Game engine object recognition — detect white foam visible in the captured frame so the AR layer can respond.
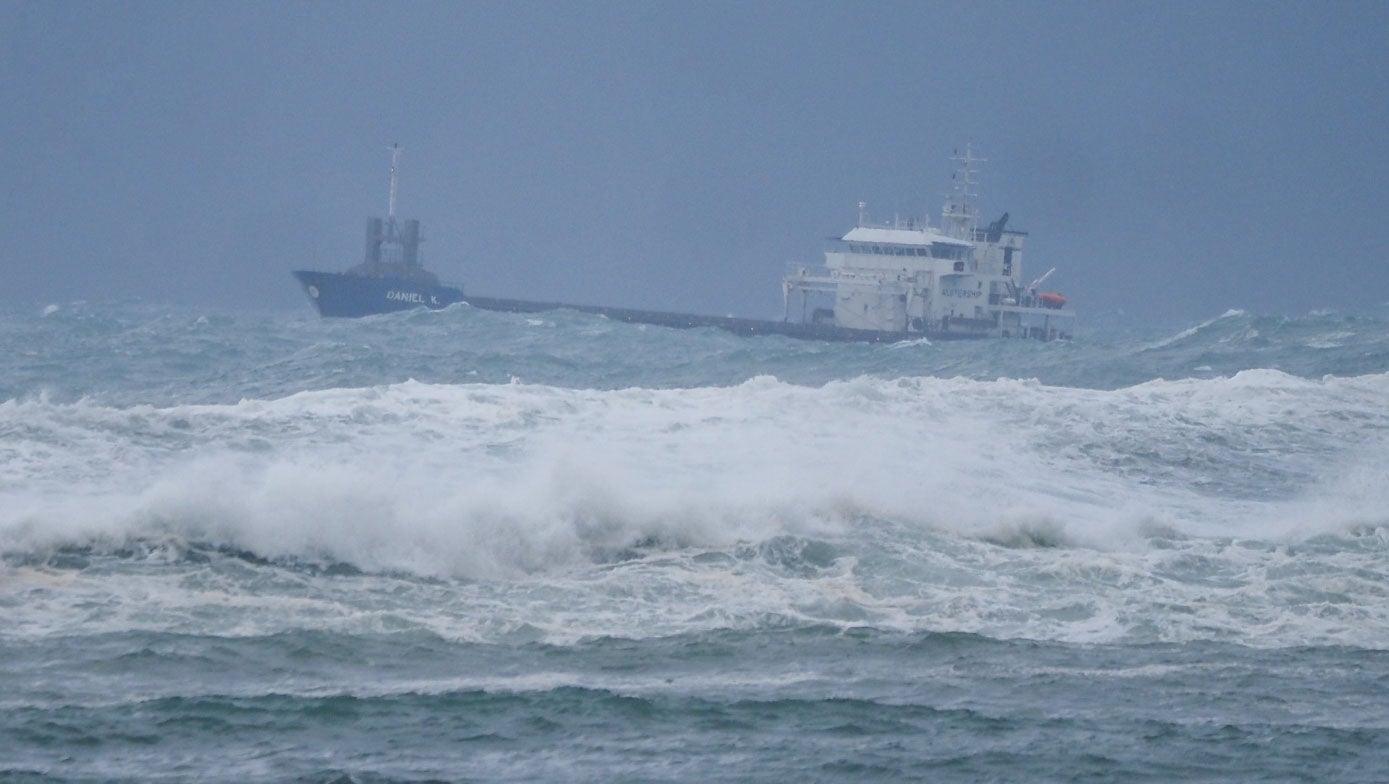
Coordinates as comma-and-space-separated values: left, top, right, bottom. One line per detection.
6, 372, 1388, 559
4, 373, 1389, 648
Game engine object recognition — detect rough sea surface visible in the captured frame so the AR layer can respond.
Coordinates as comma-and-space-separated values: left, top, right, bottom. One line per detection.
3, 301, 1388, 783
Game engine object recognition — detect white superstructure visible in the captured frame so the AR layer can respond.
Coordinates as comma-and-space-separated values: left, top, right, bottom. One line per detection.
783, 147, 1075, 340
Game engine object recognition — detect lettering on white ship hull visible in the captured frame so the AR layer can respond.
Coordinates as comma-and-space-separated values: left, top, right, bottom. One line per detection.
386, 290, 440, 305
941, 288, 983, 299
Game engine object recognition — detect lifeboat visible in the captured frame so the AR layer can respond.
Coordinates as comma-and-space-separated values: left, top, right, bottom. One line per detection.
1038, 292, 1067, 309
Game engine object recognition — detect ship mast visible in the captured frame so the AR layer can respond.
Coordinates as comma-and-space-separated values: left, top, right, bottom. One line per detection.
943, 143, 984, 241
387, 143, 402, 226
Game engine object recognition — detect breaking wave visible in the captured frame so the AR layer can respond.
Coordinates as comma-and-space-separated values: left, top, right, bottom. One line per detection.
4, 365, 1387, 649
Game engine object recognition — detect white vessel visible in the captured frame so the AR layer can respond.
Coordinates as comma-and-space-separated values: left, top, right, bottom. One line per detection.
783, 147, 1074, 340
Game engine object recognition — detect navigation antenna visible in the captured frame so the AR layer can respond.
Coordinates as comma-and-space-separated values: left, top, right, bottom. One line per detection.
943, 143, 984, 241
387, 143, 402, 222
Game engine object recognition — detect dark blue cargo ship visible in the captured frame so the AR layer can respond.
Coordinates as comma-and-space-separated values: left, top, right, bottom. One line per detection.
293, 146, 465, 318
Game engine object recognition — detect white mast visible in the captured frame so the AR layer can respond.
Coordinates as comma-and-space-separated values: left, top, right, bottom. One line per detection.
942, 143, 984, 241
387, 143, 402, 222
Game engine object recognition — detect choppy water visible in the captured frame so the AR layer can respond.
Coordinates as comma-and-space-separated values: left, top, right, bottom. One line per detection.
3, 301, 1388, 782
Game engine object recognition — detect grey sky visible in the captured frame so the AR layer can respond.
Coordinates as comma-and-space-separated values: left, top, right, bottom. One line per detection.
4, 0, 1387, 325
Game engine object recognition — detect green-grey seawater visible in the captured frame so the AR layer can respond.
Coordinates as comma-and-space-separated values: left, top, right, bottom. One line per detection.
3, 302, 1388, 782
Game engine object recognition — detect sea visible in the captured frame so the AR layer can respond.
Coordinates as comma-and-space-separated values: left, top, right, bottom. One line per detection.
2, 300, 1388, 783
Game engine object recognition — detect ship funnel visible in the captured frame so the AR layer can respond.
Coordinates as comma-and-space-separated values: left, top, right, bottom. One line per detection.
985, 212, 1009, 242
365, 217, 385, 265
401, 219, 421, 267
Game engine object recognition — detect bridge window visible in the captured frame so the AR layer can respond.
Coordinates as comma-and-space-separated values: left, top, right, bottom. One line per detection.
934, 244, 966, 260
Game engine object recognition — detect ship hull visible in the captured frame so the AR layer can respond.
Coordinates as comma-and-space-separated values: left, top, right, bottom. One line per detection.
292, 270, 465, 318
293, 270, 1037, 341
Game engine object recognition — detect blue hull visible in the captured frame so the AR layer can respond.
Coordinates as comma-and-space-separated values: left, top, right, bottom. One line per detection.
292, 270, 465, 318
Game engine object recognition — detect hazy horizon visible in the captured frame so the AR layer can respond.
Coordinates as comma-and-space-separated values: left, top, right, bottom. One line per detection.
5, 1, 1387, 327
